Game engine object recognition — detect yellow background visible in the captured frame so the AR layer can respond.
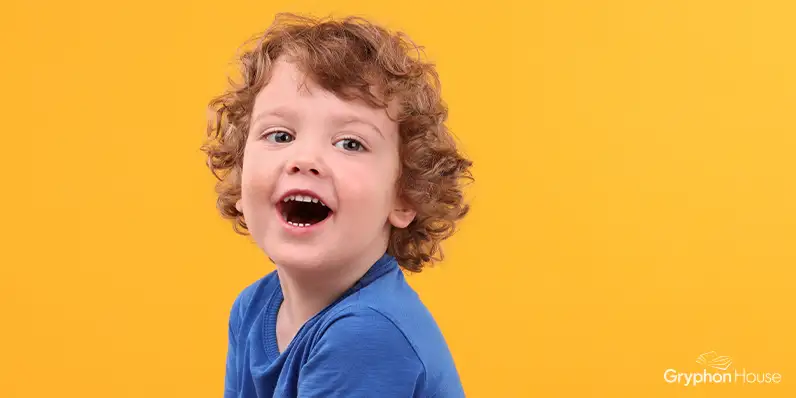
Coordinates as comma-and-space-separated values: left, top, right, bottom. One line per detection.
2, 0, 795, 397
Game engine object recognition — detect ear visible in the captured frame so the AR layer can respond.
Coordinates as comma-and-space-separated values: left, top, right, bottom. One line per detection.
388, 199, 417, 229
235, 199, 243, 213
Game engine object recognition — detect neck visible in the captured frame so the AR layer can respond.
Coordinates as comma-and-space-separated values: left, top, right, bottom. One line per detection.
274, 244, 388, 329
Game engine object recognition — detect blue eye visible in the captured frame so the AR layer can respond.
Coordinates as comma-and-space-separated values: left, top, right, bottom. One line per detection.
264, 130, 294, 143
334, 138, 366, 152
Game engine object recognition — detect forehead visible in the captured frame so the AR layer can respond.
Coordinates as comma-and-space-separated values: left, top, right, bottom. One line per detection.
252, 58, 401, 127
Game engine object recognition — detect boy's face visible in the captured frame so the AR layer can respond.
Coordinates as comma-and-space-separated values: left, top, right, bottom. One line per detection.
239, 58, 416, 271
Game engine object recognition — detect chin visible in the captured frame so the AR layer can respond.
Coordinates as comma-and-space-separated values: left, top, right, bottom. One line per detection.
262, 242, 338, 271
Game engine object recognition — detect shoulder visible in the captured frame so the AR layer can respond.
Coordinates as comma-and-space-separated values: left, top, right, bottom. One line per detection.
317, 278, 441, 364
299, 305, 427, 396
311, 282, 465, 397
318, 304, 420, 356
337, 275, 451, 363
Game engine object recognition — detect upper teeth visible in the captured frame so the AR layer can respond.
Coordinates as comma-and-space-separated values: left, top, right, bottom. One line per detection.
283, 194, 326, 207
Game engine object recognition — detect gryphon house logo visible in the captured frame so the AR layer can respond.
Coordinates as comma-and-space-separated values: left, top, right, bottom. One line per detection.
663, 351, 782, 386
696, 351, 733, 371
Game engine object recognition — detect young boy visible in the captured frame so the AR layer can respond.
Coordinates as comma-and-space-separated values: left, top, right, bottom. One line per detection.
202, 13, 473, 397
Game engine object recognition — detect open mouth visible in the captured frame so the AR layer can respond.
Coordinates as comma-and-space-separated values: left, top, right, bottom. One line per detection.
277, 194, 332, 227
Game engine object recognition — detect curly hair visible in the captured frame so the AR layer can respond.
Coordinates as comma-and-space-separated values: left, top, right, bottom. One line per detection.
201, 13, 473, 272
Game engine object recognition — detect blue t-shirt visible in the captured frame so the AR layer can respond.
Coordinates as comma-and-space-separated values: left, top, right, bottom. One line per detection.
224, 253, 465, 397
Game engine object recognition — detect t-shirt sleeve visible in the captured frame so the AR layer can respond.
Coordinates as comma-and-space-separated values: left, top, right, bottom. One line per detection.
297, 307, 425, 397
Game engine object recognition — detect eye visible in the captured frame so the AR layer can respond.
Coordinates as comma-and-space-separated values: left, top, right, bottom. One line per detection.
334, 137, 366, 152
263, 130, 294, 144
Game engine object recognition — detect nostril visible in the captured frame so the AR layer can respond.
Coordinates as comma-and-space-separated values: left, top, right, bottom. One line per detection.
288, 165, 321, 176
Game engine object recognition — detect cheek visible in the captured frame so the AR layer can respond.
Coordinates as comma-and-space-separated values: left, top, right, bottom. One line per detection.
336, 160, 398, 218
241, 151, 279, 200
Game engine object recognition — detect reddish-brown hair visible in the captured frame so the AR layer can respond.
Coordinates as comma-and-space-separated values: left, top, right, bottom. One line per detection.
202, 13, 473, 272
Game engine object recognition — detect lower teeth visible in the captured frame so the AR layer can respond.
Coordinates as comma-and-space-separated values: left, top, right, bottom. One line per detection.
282, 213, 326, 228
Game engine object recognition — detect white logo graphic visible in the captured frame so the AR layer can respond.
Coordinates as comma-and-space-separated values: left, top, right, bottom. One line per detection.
663, 351, 782, 387
695, 351, 733, 371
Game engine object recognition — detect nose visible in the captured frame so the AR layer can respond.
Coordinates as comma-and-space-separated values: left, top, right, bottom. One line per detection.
286, 159, 321, 176
285, 144, 324, 177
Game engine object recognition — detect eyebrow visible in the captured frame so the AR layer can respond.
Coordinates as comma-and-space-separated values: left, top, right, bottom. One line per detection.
330, 115, 384, 139
251, 107, 300, 127
251, 107, 384, 139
